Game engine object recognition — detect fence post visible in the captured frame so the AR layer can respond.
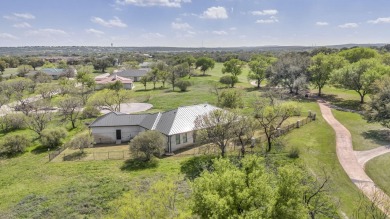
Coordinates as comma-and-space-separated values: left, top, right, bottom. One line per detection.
296, 120, 301, 128
312, 113, 316, 121
308, 110, 312, 118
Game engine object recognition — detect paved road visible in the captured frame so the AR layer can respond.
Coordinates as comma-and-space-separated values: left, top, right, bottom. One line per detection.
0, 95, 43, 117
318, 101, 390, 216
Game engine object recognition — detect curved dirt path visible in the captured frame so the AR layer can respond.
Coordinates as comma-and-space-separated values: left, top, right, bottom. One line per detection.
318, 101, 390, 215
355, 146, 390, 168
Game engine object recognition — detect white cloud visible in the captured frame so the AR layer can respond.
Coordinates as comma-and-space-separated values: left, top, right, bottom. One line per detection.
368, 17, 390, 24
229, 27, 237, 31
3, 15, 16, 20
212, 30, 227, 35
116, 0, 191, 7
4, 13, 35, 21
316, 21, 329, 26
91, 16, 127, 28
256, 16, 279, 24
86, 28, 105, 35
27, 28, 68, 36
0, 33, 18, 40
201, 6, 228, 19
171, 22, 192, 30
338, 23, 358, 28
252, 9, 278, 16
13, 22, 31, 28
13, 13, 35, 19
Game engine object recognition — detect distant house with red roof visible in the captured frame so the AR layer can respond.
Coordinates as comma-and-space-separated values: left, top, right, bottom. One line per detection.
95, 74, 134, 90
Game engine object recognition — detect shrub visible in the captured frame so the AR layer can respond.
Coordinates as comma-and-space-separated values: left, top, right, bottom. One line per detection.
219, 75, 238, 88
175, 80, 191, 92
0, 134, 30, 156
65, 132, 93, 152
218, 89, 244, 109
0, 113, 26, 132
129, 130, 166, 161
180, 155, 216, 180
287, 147, 300, 158
81, 105, 100, 119
40, 128, 67, 149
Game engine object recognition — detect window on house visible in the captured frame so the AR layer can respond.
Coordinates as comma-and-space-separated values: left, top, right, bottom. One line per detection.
176, 134, 181, 145
183, 133, 187, 143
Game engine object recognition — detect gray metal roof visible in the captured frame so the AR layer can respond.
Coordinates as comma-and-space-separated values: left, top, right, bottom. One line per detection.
89, 104, 220, 136
116, 68, 150, 78
155, 104, 220, 135
41, 68, 66, 76
89, 112, 146, 127
139, 113, 161, 130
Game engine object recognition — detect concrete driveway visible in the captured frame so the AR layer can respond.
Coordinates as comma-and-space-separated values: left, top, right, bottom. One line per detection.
318, 100, 390, 216
100, 103, 153, 114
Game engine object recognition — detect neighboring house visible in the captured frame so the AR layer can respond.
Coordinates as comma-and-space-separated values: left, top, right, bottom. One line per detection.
115, 68, 150, 82
94, 74, 134, 90
89, 104, 220, 153
26, 68, 76, 80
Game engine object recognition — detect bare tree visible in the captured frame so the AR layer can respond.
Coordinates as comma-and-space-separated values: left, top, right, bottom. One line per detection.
231, 115, 258, 156
58, 96, 82, 129
195, 109, 238, 157
353, 187, 390, 219
253, 97, 300, 152
25, 101, 53, 137
303, 169, 339, 219
88, 89, 131, 112
36, 83, 58, 99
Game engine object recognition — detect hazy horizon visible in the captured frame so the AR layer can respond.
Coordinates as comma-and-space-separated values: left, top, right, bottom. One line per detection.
1, 0, 390, 47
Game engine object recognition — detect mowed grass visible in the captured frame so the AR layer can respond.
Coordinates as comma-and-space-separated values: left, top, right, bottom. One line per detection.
283, 101, 372, 216
131, 62, 255, 112
332, 110, 390, 151
311, 85, 368, 111
365, 153, 390, 196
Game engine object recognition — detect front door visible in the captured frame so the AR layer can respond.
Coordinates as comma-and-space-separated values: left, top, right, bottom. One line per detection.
116, 130, 122, 140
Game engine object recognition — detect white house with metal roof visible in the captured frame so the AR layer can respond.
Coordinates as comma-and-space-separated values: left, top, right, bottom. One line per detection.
89, 104, 220, 153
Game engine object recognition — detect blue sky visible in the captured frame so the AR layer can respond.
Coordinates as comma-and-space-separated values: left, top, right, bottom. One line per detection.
1, 0, 390, 47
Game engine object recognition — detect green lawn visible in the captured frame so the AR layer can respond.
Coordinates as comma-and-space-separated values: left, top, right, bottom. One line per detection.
332, 110, 389, 151
311, 85, 369, 111
365, 153, 390, 196
131, 63, 255, 112
283, 101, 373, 216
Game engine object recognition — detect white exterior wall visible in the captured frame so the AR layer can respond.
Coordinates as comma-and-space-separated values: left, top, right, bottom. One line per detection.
124, 83, 133, 89
170, 131, 194, 152
92, 126, 143, 144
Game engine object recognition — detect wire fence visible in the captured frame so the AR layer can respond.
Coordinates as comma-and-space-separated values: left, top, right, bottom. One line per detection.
58, 150, 131, 161
175, 113, 316, 157
48, 147, 67, 161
